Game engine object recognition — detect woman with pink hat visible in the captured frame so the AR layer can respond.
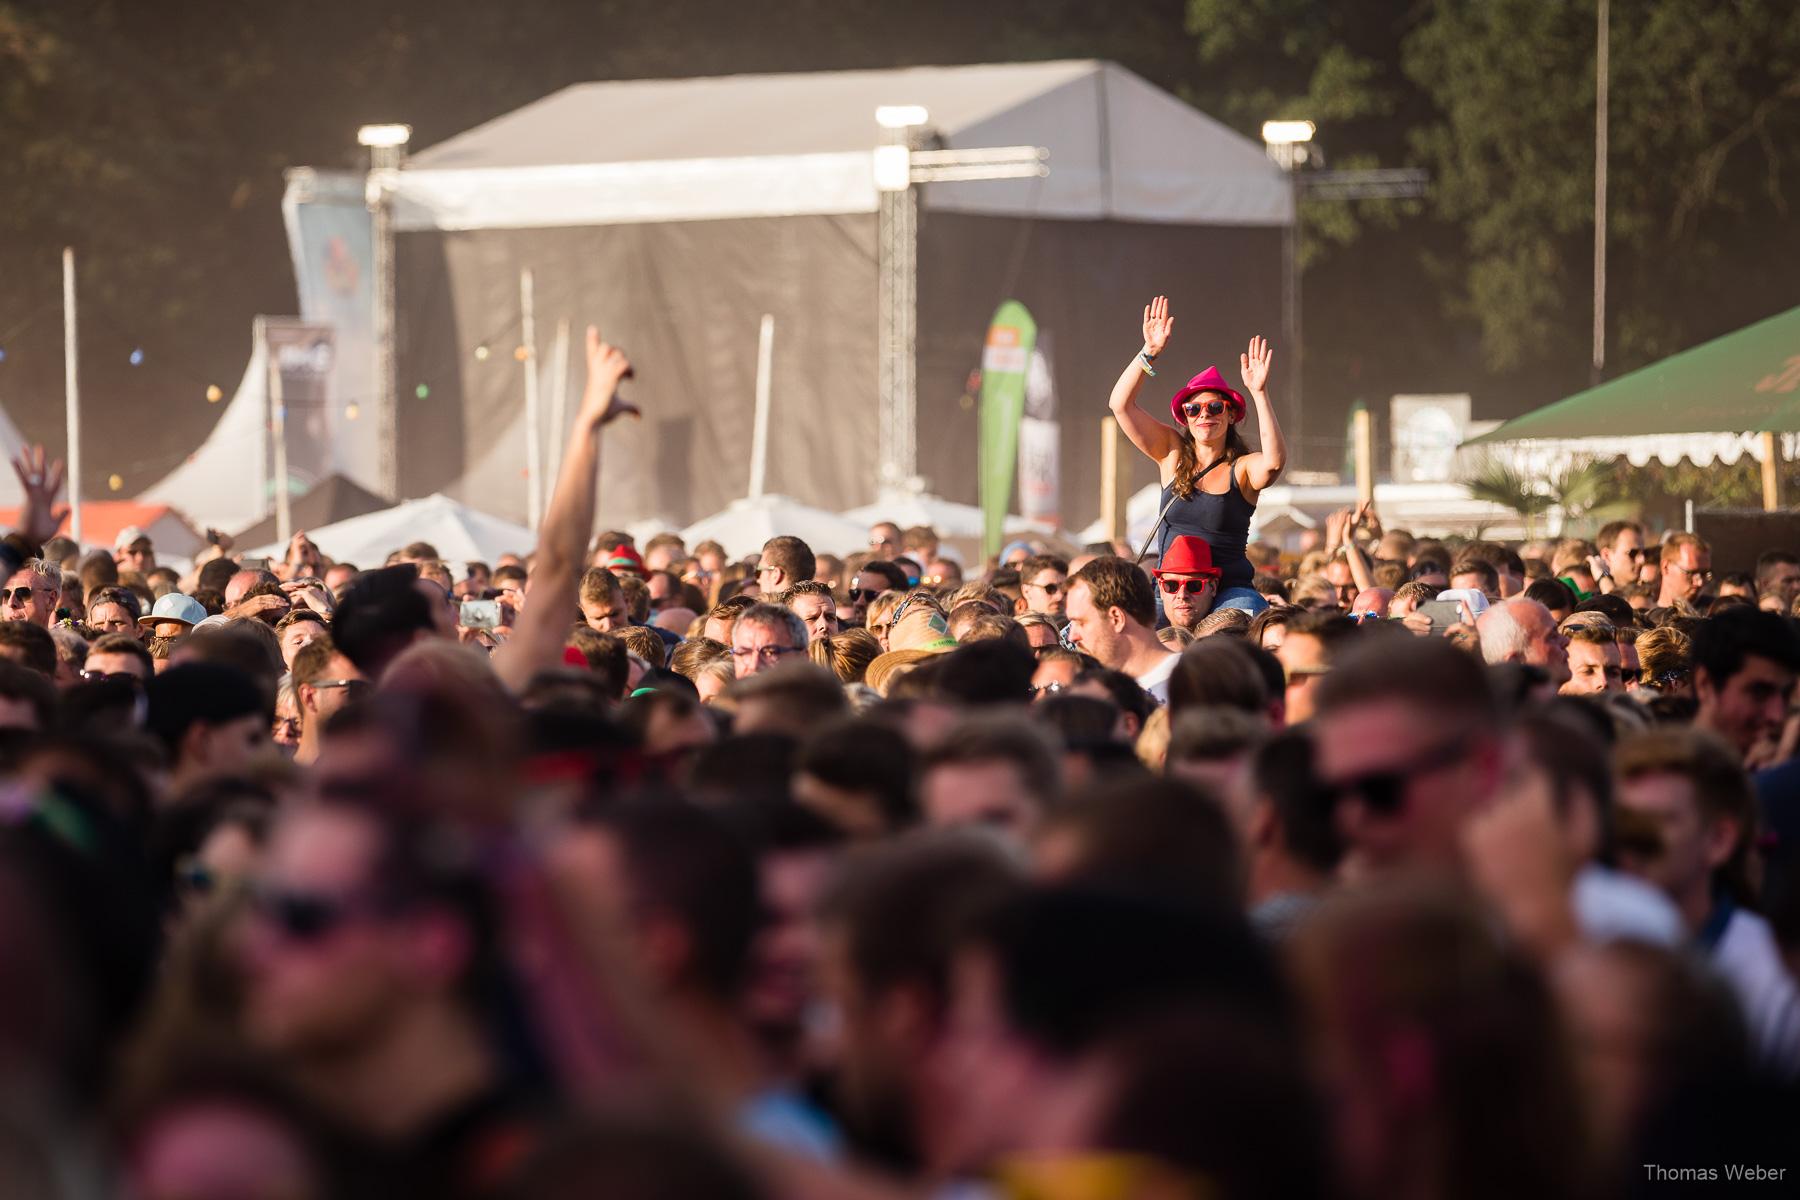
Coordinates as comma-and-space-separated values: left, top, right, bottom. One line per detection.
1107, 294, 1286, 615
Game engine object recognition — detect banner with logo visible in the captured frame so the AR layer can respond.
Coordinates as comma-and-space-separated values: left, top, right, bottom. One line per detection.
1017, 329, 1060, 529
283, 173, 379, 492
260, 319, 337, 503
979, 300, 1037, 558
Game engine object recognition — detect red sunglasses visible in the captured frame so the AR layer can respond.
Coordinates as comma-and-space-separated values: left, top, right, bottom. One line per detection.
1159, 577, 1218, 596
1181, 399, 1229, 419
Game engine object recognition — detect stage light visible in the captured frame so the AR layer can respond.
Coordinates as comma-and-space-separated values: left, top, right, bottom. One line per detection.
415, 383, 430, 399
357, 123, 412, 148
474, 344, 490, 361
1261, 120, 1316, 146
128, 348, 144, 365
206, 384, 223, 403
107, 473, 123, 492
876, 105, 929, 129
345, 403, 360, 421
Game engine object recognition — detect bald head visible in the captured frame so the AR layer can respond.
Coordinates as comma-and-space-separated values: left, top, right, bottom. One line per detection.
1476, 599, 1570, 686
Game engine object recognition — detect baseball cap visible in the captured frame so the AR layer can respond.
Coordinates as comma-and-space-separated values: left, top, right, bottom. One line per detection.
138, 592, 207, 629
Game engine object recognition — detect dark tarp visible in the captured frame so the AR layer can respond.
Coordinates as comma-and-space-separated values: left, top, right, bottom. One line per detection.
231, 472, 389, 548
394, 211, 1280, 531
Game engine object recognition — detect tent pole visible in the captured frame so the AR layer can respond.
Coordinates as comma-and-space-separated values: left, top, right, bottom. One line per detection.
748, 314, 775, 500
1591, 0, 1609, 386
62, 248, 83, 545
520, 269, 541, 533
1761, 431, 1781, 512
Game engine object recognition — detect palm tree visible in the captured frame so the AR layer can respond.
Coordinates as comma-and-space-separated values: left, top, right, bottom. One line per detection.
1467, 460, 1554, 539
1466, 457, 1633, 539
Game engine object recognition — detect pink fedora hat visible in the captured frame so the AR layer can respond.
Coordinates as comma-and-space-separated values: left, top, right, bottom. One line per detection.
1169, 366, 1246, 425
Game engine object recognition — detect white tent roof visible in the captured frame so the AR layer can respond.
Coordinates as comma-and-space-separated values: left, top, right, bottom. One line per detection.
396, 61, 1292, 231
845, 486, 1054, 540
682, 495, 867, 561
140, 333, 269, 533
245, 494, 536, 566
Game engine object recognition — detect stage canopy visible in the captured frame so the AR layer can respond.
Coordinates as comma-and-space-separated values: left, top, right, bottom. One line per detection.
1466, 303, 1800, 471
250, 60, 1288, 536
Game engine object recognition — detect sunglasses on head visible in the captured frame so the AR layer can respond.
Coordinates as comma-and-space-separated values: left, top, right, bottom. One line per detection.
1321, 735, 1471, 817
1181, 399, 1229, 419
1159, 576, 1217, 596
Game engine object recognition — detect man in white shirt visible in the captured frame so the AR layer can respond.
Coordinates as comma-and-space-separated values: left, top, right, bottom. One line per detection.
1064, 557, 1175, 704
1616, 727, 1800, 1074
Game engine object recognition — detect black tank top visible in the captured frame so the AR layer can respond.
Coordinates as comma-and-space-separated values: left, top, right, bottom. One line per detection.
1157, 458, 1257, 591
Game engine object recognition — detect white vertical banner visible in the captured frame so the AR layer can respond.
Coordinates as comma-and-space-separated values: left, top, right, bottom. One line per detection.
1016, 330, 1060, 528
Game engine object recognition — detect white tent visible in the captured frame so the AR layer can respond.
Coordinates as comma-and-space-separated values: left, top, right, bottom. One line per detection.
139, 334, 271, 533
244, 494, 535, 567
0, 404, 29, 508
681, 495, 867, 561
845, 486, 1055, 541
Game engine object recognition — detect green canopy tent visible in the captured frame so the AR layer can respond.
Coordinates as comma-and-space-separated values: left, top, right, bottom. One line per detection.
1464, 304, 1800, 508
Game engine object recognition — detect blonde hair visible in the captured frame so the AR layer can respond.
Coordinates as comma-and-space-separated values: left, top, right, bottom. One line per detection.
1134, 705, 1171, 771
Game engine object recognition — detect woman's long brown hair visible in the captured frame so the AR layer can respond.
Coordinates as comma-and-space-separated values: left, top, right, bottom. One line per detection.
1169, 420, 1251, 499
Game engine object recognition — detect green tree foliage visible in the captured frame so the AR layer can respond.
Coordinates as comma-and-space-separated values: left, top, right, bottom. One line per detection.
1186, 0, 1800, 460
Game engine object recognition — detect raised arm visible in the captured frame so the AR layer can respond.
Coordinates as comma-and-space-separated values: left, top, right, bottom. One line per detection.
1236, 335, 1287, 493
1108, 295, 1181, 465
492, 327, 636, 693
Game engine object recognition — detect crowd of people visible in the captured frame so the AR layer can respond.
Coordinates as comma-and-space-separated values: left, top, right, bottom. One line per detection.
0, 327, 1797, 1199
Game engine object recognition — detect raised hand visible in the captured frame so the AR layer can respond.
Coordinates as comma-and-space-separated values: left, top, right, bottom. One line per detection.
579, 326, 638, 429
1240, 335, 1273, 394
10, 446, 68, 548
1141, 295, 1174, 357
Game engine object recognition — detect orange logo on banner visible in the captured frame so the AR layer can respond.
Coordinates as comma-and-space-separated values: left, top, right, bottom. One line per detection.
1755, 356, 1800, 394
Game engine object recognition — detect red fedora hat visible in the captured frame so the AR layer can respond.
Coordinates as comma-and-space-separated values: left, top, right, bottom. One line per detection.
1154, 535, 1220, 578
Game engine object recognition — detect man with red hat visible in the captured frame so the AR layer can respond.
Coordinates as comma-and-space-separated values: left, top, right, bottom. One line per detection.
604, 543, 647, 578
1153, 535, 1220, 634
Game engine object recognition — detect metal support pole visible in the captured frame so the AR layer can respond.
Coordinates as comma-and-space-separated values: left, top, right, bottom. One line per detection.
267, 326, 292, 548
520, 268, 541, 533
876, 138, 919, 488
1286, 170, 1304, 469
1592, 0, 1609, 385
547, 318, 571, 496
368, 147, 402, 501
61, 248, 82, 544
748, 315, 776, 499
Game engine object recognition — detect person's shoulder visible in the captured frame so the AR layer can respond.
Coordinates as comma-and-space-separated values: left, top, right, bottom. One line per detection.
1135, 651, 1179, 689
1571, 864, 1684, 947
